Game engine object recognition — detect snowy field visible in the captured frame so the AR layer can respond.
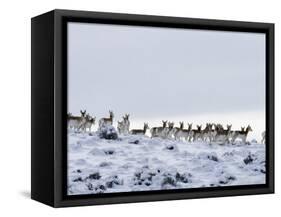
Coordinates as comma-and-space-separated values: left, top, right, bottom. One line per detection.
67, 131, 266, 195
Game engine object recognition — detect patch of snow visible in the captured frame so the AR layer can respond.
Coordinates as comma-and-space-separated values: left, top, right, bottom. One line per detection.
67, 132, 266, 195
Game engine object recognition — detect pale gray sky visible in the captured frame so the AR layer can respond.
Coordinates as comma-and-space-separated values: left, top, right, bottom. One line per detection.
67, 22, 266, 121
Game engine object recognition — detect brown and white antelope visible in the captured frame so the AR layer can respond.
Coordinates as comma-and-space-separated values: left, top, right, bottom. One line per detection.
150, 120, 167, 138
68, 110, 87, 131
208, 123, 217, 142
131, 123, 149, 135
202, 123, 212, 142
192, 125, 203, 142
99, 110, 114, 127
83, 114, 96, 132
173, 122, 184, 140
214, 124, 232, 143
164, 122, 175, 139
231, 125, 252, 144
117, 114, 130, 135
177, 123, 194, 141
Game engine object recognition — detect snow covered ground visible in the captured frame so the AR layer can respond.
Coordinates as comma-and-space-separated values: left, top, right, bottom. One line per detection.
67, 130, 266, 195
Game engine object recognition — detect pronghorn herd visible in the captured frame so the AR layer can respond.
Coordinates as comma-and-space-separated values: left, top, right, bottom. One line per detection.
67, 110, 264, 144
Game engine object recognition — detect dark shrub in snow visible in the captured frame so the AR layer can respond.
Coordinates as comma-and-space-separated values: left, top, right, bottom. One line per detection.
87, 183, 93, 191
219, 175, 236, 185
87, 183, 107, 193
166, 145, 174, 150
227, 176, 236, 181
244, 154, 254, 164
133, 168, 158, 186
208, 155, 219, 162
104, 149, 115, 155
164, 144, 178, 151
144, 181, 151, 186
98, 125, 118, 140
162, 176, 176, 187
88, 172, 101, 180
134, 171, 142, 179
95, 184, 106, 191
219, 180, 228, 184
99, 162, 111, 167
105, 175, 123, 188
198, 152, 219, 162
175, 172, 191, 183
129, 140, 140, 144
73, 177, 83, 182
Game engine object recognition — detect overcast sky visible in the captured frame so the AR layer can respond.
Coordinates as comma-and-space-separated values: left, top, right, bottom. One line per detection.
67, 22, 265, 121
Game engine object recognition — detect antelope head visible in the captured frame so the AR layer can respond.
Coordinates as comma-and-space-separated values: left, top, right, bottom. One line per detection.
246, 125, 253, 132
168, 122, 174, 129
109, 110, 114, 118
179, 122, 184, 129
124, 114, 130, 120
162, 120, 168, 128
227, 124, 232, 130
80, 110, 86, 117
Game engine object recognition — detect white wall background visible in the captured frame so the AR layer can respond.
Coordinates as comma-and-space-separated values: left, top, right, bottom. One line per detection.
0, 0, 279, 215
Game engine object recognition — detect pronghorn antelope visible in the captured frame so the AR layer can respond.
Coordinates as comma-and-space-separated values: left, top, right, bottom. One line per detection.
214, 124, 232, 143
231, 125, 252, 144
176, 123, 194, 141
83, 114, 96, 132
261, 131, 266, 144
99, 110, 114, 127
164, 122, 175, 139
173, 122, 184, 140
130, 123, 149, 135
150, 120, 167, 138
117, 114, 130, 135
208, 123, 217, 142
202, 123, 213, 142
186, 123, 194, 142
192, 125, 203, 142
68, 110, 87, 131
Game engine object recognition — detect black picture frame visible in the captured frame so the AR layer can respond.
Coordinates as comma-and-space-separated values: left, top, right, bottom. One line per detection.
31, 9, 274, 207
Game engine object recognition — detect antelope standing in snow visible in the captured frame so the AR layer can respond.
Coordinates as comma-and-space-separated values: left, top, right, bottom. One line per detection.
214, 124, 232, 143
208, 123, 217, 142
164, 122, 175, 139
177, 123, 194, 142
173, 122, 184, 140
99, 110, 114, 127
117, 114, 130, 135
202, 123, 212, 142
261, 131, 266, 144
131, 123, 149, 135
231, 125, 252, 144
150, 120, 168, 138
68, 110, 87, 131
82, 114, 96, 132
192, 125, 203, 142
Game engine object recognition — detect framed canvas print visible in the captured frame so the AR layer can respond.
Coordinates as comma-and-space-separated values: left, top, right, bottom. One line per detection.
31, 9, 274, 207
